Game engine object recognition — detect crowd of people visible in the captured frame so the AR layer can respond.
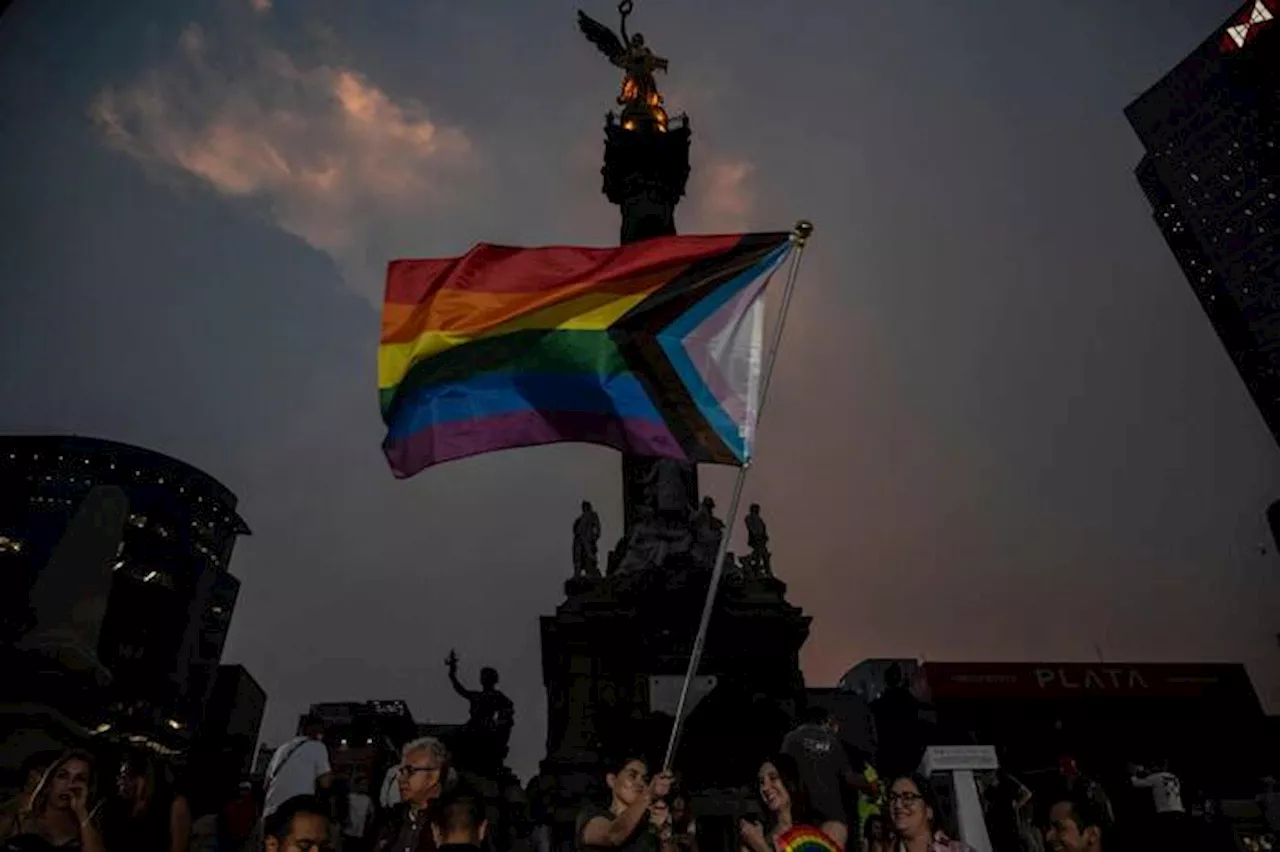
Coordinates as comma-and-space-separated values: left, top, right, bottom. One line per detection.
4, 701, 1278, 852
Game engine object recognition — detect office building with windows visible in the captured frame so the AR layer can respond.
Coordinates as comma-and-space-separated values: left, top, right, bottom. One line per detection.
0, 434, 250, 754
1126, 0, 1280, 445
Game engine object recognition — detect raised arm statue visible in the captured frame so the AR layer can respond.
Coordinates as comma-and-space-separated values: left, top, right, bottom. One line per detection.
578, 1, 670, 130
446, 649, 515, 771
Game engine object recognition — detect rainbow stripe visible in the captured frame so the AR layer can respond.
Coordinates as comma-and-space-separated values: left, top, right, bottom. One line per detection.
776, 825, 843, 852
379, 232, 792, 478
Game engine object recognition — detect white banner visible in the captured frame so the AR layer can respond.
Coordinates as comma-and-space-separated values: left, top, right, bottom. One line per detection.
649, 675, 717, 716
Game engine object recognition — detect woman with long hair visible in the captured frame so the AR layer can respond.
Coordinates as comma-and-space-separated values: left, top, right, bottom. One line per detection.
0, 750, 106, 852
101, 751, 191, 852
885, 775, 972, 852
739, 755, 841, 852
862, 814, 892, 852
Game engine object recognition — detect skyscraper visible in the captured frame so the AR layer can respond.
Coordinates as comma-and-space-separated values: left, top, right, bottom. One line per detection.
0, 434, 251, 752
1125, 0, 1279, 445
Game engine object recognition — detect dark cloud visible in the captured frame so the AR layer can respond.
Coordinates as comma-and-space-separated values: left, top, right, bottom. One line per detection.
1, 0, 1277, 780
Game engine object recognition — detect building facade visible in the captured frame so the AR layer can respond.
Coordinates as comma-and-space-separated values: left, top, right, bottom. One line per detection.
0, 434, 251, 755
1125, 0, 1280, 445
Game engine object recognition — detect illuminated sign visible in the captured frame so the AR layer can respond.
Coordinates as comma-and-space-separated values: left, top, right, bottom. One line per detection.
923, 662, 1244, 700
1222, 0, 1275, 51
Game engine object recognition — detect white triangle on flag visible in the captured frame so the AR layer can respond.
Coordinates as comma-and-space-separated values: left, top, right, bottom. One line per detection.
1227, 23, 1250, 47
1252, 0, 1274, 23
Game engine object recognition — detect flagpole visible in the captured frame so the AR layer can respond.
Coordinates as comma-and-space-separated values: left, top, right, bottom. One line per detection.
661, 220, 814, 772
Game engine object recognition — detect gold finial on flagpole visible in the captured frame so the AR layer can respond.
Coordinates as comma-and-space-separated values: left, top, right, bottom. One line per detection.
792, 219, 814, 246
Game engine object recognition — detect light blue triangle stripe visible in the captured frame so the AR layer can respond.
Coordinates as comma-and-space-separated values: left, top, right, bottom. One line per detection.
657, 243, 792, 461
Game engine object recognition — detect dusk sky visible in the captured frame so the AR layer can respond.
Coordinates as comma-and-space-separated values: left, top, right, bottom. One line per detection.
2, 0, 1279, 780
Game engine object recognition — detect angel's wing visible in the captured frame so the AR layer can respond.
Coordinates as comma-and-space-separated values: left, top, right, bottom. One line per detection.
577, 10, 626, 64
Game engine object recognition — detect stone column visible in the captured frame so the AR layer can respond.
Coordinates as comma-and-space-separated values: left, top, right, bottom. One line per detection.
601, 117, 698, 533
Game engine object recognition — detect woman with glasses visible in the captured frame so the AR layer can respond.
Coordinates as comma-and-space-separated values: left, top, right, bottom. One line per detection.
885, 775, 972, 852
738, 755, 840, 852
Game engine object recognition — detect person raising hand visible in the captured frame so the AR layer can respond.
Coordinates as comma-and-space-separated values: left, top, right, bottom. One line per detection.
578, 755, 675, 852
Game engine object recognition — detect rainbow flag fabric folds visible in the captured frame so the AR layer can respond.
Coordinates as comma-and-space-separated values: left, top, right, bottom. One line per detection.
379, 232, 793, 478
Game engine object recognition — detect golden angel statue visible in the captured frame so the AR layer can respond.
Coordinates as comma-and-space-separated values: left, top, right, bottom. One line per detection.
578, 1, 670, 131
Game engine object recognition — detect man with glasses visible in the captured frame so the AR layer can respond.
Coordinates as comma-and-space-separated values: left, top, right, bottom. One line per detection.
372, 738, 455, 852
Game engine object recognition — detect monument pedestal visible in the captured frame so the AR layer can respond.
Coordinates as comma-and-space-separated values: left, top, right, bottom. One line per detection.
538, 565, 809, 833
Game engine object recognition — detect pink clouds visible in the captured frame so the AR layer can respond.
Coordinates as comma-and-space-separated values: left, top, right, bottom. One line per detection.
91, 16, 474, 296
687, 156, 757, 233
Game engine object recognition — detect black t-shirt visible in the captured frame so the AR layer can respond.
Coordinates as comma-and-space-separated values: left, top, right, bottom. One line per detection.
575, 803, 658, 852
780, 724, 853, 823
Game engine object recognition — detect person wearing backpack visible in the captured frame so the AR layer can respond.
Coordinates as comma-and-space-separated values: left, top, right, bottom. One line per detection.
263, 716, 333, 819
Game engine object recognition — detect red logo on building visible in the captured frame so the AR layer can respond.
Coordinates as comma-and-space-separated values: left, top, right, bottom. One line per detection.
1222, 0, 1275, 51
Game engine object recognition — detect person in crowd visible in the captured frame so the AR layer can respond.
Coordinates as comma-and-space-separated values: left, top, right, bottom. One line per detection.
378, 753, 401, 813
526, 776, 554, 852
863, 814, 892, 852
984, 769, 1033, 852
1056, 758, 1112, 828
885, 774, 972, 852
871, 666, 925, 780
1129, 760, 1183, 850
577, 754, 674, 852
668, 793, 696, 852
264, 795, 331, 852
1041, 792, 1107, 852
264, 716, 334, 819
1260, 776, 1280, 835
428, 787, 486, 852
343, 773, 373, 852
371, 737, 456, 852
102, 751, 192, 852
0, 750, 106, 852
739, 754, 839, 852
0, 755, 60, 830
219, 781, 259, 852
326, 777, 349, 852
780, 707, 855, 847
647, 800, 677, 852
846, 749, 882, 848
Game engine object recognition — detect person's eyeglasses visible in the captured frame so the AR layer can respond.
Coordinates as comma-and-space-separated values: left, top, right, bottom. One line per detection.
398, 764, 441, 777
887, 792, 924, 806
